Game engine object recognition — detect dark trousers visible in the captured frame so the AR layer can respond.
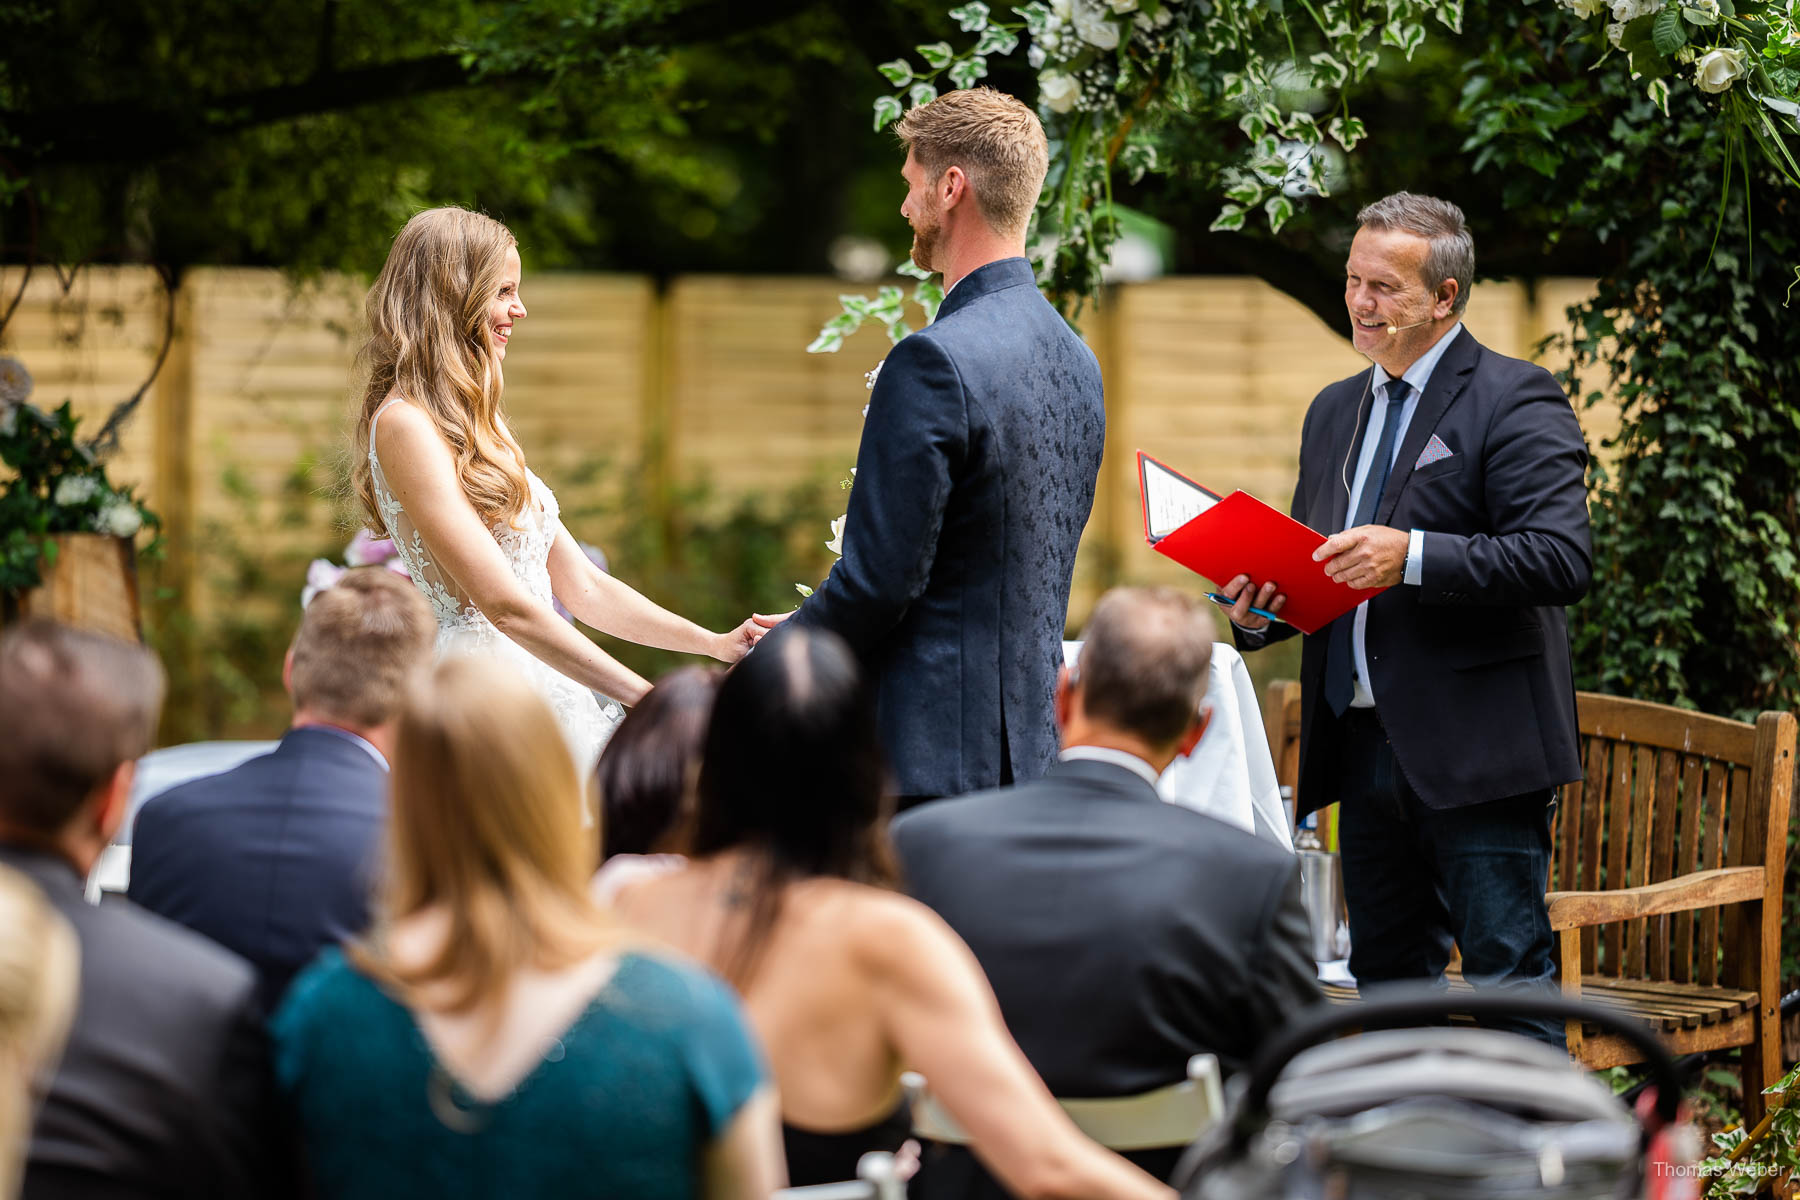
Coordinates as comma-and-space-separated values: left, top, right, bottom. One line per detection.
1331, 708, 1565, 1047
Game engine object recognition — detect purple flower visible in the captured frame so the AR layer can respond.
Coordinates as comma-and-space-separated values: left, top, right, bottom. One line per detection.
344, 529, 398, 567
301, 559, 347, 608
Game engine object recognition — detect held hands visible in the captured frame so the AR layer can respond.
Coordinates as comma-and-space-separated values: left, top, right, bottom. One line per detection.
713, 615, 778, 663
1314, 524, 1408, 590
1220, 575, 1286, 632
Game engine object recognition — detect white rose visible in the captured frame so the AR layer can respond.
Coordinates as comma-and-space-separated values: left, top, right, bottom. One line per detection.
53, 475, 100, 507
93, 498, 142, 539
1565, 0, 1606, 16
1039, 71, 1081, 113
825, 515, 847, 557
1694, 46, 1748, 93
0, 357, 29, 408
1105, 0, 1138, 12
1608, 0, 1658, 18
1681, 0, 1721, 24
1049, 0, 1073, 18
1073, 3, 1120, 49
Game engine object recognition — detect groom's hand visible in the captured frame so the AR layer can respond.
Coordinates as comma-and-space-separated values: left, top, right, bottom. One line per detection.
750, 612, 790, 630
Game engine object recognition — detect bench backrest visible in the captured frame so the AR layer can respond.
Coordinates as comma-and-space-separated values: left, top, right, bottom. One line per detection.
1552, 692, 1796, 988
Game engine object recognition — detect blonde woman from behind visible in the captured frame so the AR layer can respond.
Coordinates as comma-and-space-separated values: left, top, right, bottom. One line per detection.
0, 867, 79, 1200
272, 655, 784, 1200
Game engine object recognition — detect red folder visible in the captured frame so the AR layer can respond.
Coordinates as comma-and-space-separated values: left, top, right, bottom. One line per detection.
1137, 450, 1383, 635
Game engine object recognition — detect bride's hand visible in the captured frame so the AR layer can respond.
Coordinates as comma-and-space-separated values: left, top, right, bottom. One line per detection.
712, 617, 770, 663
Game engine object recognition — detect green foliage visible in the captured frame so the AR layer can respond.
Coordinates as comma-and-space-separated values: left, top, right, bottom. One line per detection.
1698, 1060, 1800, 1197
0, 387, 161, 593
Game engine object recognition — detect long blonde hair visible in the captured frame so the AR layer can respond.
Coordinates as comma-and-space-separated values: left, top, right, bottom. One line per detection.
351, 655, 620, 1017
0, 868, 79, 1200
352, 206, 531, 532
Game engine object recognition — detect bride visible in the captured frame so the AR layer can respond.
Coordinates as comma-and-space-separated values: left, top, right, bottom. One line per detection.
351, 206, 765, 770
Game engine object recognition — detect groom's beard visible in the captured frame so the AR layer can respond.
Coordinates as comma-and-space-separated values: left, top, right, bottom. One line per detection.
909, 213, 941, 273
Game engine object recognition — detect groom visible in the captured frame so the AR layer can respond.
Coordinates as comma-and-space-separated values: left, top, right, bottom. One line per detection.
770, 88, 1105, 809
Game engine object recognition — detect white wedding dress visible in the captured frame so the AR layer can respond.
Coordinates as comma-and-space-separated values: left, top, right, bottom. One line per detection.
368, 397, 623, 770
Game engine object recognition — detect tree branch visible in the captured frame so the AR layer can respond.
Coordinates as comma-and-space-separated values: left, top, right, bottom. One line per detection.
11, 0, 827, 170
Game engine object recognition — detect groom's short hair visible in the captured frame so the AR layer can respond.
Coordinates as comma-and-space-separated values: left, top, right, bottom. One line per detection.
896, 88, 1048, 239
1074, 588, 1214, 748
290, 567, 435, 729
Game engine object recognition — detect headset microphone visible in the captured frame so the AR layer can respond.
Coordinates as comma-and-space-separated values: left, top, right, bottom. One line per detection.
1386, 318, 1433, 336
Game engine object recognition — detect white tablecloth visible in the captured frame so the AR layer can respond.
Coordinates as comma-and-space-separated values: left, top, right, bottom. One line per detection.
1062, 640, 1292, 851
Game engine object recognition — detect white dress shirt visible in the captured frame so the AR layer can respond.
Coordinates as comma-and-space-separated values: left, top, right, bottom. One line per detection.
1342, 322, 1462, 707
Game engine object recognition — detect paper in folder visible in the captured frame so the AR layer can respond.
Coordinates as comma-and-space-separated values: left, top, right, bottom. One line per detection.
1137, 450, 1385, 636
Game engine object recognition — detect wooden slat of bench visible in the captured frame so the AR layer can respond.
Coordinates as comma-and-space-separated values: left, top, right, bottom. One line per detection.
1577, 694, 1758, 761
1625, 745, 1656, 977
1673, 753, 1704, 984
1648, 748, 1680, 980
1698, 762, 1729, 986
1603, 739, 1633, 974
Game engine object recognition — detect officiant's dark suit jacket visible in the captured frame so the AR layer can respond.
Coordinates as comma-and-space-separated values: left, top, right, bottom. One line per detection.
891, 758, 1320, 1195
786, 257, 1104, 798
0, 845, 290, 1200
128, 726, 386, 1014
1240, 327, 1591, 813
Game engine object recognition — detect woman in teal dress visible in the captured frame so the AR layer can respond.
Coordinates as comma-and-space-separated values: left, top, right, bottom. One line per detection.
271, 655, 784, 1199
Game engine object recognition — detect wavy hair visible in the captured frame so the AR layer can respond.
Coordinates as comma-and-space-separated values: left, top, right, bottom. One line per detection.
352, 206, 531, 532
352, 655, 626, 1020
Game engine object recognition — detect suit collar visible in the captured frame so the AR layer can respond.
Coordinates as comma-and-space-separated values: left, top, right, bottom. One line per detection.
1044, 756, 1164, 803
1375, 325, 1478, 525
934, 256, 1036, 322
0, 843, 86, 905
283, 724, 389, 771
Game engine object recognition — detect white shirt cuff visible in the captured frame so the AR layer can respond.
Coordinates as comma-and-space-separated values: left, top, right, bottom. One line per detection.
1404, 528, 1425, 586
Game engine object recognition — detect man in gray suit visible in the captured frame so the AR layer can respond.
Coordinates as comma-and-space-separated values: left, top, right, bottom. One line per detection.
893, 588, 1320, 1195
767, 88, 1105, 807
0, 622, 288, 1200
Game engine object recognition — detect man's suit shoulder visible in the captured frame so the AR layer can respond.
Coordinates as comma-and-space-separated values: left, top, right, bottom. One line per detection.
79, 893, 259, 1007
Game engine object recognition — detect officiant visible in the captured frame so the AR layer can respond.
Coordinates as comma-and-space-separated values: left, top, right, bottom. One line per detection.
1222, 192, 1592, 1046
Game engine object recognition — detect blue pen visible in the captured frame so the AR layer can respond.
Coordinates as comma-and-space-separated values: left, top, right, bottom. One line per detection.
1205, 592, 1284, 624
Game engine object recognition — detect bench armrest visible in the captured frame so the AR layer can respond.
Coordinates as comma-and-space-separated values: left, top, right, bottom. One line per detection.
1546, 866, 1765, 930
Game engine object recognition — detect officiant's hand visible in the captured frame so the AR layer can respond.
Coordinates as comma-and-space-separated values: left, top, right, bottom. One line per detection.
1221, 575, 1285, 632
1315, 524, 1408, 589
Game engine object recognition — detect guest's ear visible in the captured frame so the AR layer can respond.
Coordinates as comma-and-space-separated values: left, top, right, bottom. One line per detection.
1175, 704, 1212, 758
282, 644, 296, 697
1054, 665, 1074, 730
93, 760, 135, 844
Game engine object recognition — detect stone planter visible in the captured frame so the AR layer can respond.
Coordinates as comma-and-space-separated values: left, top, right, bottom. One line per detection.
6, 533, 141, 642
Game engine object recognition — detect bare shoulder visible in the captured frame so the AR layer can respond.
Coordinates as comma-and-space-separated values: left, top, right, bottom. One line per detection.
372, 397, 445, 456
837, 885, 969, 976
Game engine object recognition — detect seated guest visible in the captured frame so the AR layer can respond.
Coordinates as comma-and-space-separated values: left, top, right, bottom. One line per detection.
595, 665, 718, 854
613, 628, 1172, 1199
892, 587, 1322, 1195
129, 567, 435, 1014
0, 867, 80, 1200
0, 622, 288, 1199
273, 656, 783, 1200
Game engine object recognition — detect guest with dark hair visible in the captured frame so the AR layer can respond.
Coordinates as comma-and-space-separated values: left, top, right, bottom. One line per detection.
0, 622, 288, 1200
595, 666, 720, 861
614, 628, 1172, 1199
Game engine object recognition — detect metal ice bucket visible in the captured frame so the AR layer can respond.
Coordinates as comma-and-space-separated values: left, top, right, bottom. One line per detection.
1296, 849, 1350, 962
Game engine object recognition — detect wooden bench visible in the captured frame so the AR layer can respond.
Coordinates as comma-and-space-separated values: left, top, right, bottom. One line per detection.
1265, 683, 1797, 1126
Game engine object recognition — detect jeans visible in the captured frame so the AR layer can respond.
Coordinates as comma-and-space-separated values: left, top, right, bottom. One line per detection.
1332, 709, 1566, 1047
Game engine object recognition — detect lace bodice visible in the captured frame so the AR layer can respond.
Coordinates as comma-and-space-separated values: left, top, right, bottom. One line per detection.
368, 398, 560, 647
366, 397, 621, 770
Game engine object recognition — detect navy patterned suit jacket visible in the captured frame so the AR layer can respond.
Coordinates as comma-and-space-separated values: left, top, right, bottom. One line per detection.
1241, 326, 1592, 813
786, 257, 1105, 798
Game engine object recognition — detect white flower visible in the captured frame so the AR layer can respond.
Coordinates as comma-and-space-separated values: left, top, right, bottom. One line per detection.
1073, 2, 1120, 49
825, 515, 847, 557
1606, 21, 1628, 47
1564, 0, 1606, 16
0, 406, 16, 437
1039, 71, 1081, 113
301, 558, 347, 608
93, 497, 142, 539
1154, 6, 1171, 26
1608, 0, 1659, 19
864, 359, 884, 391
1049, 0, 1073, 18
1694, 46, 1748, 93
1105, 0, 1137, 12
53, 475, 101, 507
1681, 0, 1721, 24
0, 357, 30, 409
1028, 43, 1047, 69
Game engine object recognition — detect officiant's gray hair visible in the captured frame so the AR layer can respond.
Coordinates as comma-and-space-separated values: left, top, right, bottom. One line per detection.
1357, 192, 1475, 316
1073, 588, 1213, 748
896, 88, 1048, 239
